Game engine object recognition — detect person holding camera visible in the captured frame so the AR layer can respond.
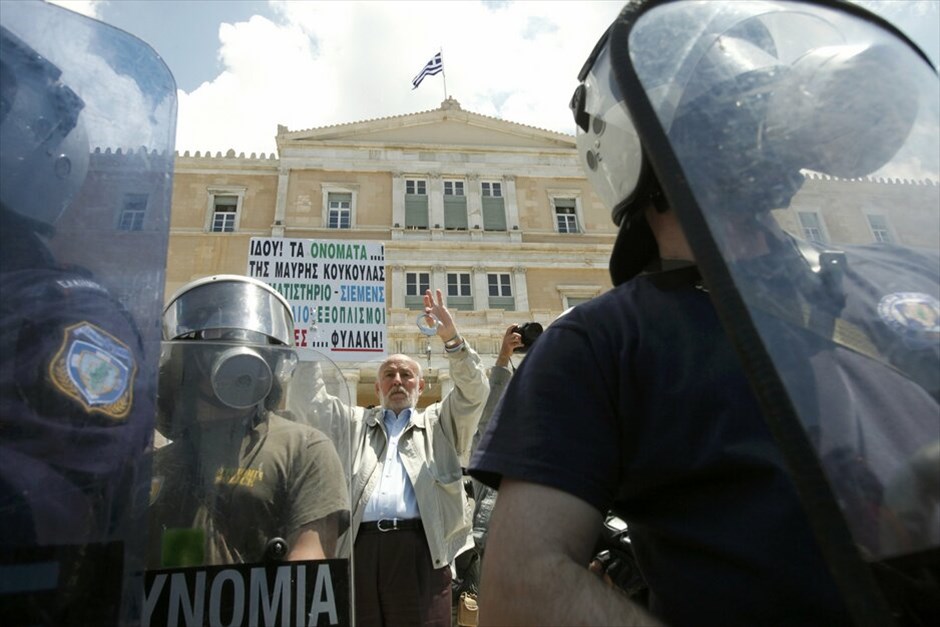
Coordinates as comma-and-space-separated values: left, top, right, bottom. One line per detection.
451, 324, 525, 624
470, 324, 528, 543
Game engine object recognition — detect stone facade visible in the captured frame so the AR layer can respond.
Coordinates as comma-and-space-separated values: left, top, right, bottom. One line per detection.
165, 98, 939, 406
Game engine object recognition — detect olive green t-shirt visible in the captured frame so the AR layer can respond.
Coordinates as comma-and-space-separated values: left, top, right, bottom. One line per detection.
148, 412, 349, 567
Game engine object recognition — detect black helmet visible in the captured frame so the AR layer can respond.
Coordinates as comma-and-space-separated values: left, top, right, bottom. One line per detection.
571, 0, 921, 284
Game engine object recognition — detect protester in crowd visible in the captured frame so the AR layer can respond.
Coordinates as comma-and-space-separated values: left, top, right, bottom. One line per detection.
469, 1, 937, 625
451, 324, 523, 624
306, 288, 489, 627
470, 324, 522, 558
148, 275, 349, 567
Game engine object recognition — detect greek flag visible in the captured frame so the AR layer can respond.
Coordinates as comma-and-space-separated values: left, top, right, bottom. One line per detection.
412, 52, 443, 89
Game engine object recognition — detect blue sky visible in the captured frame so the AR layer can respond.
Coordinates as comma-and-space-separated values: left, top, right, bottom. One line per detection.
91, 0, 274, 93
50, 0, 940, 156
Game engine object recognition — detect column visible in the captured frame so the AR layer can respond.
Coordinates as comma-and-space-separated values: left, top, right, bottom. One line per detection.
504, 175, 520, 230
342, 368, 361, 407
391, 265, 405, 309
467, 174, 482, 230
513, 265, 529, 312
429, 174, 444, 230
472, 264, 489, 311
273, 167, 290, 237
432, 264, 447, 296
391, 172, 405, 228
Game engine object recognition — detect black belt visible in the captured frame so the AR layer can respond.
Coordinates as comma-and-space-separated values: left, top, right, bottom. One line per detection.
359, 518, 423, 533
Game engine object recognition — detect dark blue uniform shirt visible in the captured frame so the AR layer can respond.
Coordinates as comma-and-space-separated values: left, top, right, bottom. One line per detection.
469, 263, 854, 626
0, 226, 154, 548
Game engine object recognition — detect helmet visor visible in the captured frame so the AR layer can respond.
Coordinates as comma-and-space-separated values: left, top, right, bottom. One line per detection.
571, 40, 643, 225
163, 275, 294, 346
623, 0, 939, 562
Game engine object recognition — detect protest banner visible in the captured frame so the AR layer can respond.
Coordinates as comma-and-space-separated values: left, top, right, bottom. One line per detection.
248, 238, 386, 361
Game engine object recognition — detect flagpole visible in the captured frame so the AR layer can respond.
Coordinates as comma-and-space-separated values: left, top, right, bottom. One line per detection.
440, 47, 448, 100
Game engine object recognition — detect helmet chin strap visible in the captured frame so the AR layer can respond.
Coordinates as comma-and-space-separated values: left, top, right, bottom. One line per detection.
609, 165, 668, 286
612, 156, 666, 227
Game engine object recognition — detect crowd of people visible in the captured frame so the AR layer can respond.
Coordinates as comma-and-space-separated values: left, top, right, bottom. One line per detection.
3, 1, 937, 626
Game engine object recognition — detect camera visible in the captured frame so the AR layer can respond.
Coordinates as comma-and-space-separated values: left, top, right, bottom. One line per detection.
512, 322, 543, 353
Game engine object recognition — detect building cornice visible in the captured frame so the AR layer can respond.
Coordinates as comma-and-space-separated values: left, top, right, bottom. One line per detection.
277, 97, 574, 148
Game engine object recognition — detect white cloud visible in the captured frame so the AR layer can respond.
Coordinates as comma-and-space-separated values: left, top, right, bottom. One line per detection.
176, 14, 328, 156
174, 0, 624, 154
44, 0, 939, 163
47, 0, 106, 19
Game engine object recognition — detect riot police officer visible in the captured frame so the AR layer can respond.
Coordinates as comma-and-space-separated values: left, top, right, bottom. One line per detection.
148, 275, 350, 567
471, 1, 938, 625
0, 2, 176, 624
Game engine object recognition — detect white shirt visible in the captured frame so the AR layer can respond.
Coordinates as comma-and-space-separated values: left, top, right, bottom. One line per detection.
361, 408, 420, 521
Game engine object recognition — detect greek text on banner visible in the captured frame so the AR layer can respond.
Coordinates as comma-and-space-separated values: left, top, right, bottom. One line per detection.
247, 238, 386, 362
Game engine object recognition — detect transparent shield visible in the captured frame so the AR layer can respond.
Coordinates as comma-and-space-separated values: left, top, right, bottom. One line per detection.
631, 0, 938, 562
146, 342, 352, 625
0, 2, 175, 625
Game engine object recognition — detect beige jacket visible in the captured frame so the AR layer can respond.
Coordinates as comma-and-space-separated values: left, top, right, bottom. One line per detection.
309, 343, 489, 568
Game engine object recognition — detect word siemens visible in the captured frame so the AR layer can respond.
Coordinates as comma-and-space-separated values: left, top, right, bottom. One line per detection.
269, 283, 385, 304
143, 561, 349, 627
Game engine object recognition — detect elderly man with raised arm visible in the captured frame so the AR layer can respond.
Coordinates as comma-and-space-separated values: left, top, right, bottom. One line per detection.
308, 288, 488, 627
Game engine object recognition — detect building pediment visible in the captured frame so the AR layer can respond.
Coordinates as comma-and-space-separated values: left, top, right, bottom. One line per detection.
277, 97, 575, 151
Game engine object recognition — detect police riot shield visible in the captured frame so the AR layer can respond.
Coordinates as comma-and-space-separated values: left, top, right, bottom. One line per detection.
0, 1, 175, 625
599, 0, 938, 623
146, 344, 353, 627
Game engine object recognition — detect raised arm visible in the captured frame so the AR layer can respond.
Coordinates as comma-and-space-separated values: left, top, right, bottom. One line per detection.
425, 289, 489, 459
477, 325, 521, 441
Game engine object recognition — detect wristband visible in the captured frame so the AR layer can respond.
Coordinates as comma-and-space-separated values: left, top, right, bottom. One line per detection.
444, 335, 465, 352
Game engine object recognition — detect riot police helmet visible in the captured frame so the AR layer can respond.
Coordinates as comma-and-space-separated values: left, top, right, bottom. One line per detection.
0, 24, 89, 232
571, 0, 923, 284
163, 274, 294, 346
158, 276, 297, 436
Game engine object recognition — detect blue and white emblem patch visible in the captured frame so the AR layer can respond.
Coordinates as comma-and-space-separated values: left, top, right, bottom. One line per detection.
877, 292, 940, 348
49, 322, 136, 420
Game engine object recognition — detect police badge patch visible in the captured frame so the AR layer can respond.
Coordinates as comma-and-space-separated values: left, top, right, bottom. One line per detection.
49, 322, 136, 420
877, 292, 940, 348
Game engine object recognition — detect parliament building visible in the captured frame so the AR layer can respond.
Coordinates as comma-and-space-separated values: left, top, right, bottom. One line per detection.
159, 97, 939, 406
